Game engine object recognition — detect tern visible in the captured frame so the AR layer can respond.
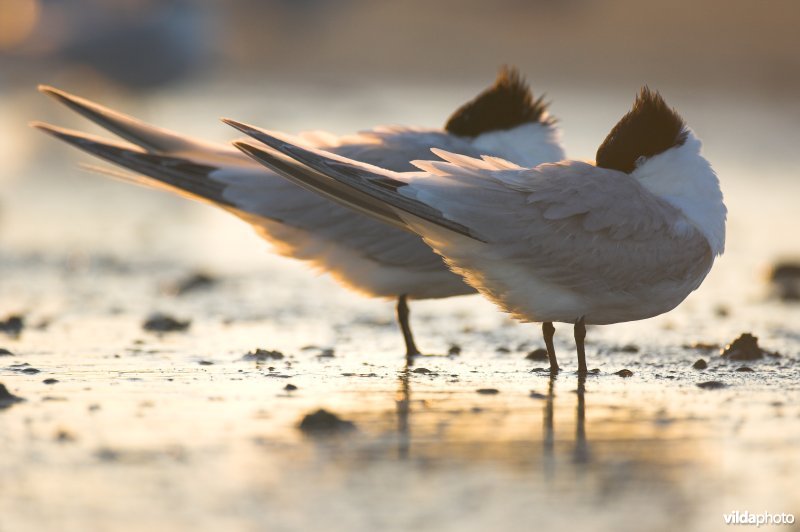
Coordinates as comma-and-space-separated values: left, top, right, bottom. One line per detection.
227, 88, 726, 374
33, 67, 565, 361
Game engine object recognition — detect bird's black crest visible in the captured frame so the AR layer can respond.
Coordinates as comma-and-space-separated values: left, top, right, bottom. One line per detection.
595, 87, 688, 174
444, 66, 553, 137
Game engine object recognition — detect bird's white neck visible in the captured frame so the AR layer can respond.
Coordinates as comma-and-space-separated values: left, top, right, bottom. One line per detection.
471, 122, 566, 168
633, 131, 726, 256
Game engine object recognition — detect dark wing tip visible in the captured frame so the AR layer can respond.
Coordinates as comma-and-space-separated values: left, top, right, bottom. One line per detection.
231, 140, 267, 160
37, 84, 59, 95
220, 117, 249, 132
595, 86, 688, 174
223, 118, 271, 143
30, 121, 78, 141
37, 84, 86, 108
444, 65, 553, 137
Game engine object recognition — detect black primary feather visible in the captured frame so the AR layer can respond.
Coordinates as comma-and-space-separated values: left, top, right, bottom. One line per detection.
596, 87, 688, 174
444, 66, 553, 137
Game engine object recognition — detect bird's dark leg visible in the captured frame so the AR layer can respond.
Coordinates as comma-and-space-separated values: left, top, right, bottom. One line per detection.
397, 295, 421, 365
542, 321, 559, 373
574, 316, 588, 375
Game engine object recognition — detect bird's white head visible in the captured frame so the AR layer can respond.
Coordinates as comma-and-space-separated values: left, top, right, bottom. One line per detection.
595, 88, 726, 256
444, 66, 565, 167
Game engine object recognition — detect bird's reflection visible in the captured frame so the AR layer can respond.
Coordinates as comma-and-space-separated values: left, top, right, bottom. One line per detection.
543, 372, 557, 478
543, 372, 590, 469
573, 374, 590, 465
396, 366, 410, 460
394, 362, 589, 469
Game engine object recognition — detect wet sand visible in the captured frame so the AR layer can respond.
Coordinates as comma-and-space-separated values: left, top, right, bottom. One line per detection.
1, 85, 799, 531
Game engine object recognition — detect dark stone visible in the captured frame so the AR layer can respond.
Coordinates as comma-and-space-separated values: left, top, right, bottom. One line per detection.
284, 384, 298, 391
242, 349, 284, 361
0, 348, 13, 356
619, 345, 640, 353
721, 333, 767, 361
198, 360, 214, 366
448, 345, 462, 356
525, 348, 549, 361
0, 383, 24, 408
736, 366, 754, 372
476, 388, 500, 395
43, 378, 59, 385
55, 430, 76, 443
693, 359, 708, 369
142, 313, 190, 333
168, 272, 217, 296
697, 381, 727, 390
684, 342, 719, 351
412, 367, 433, 374
769, 262, 800, 301
615, 369, 634, 378
298, 409, 356, 435
714, 305, 730, 318
0, 315, 24, 338
22, 368, 40, 375
529, 391, 546, 399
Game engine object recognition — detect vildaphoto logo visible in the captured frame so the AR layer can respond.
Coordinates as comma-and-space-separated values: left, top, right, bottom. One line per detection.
723, 511, 795, 527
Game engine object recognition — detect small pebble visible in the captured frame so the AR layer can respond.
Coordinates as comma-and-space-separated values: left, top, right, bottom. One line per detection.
0, 315, 24, 338
721, 333, 769, 361
142, 313, 190, 333
768, 261, 800, 301
529, 391, 546, 400
43, 378, 59, 385
242, 349, 284, 361
685, 342, 719, 351
697, 380, 727, 390
0, 383, 24, 407
448, 345, 462, 355
693, 359, 708, 369
476, 388, 500, 395
0, 348, 13, 356
736, 366, 754, 372
412, 367, 433, 374
298, 409, 356, 435
525, 348, 549, 361
284, 383, 298, 391
167, 272, 217, 296
615, 369, 634, 378
55, 429, 76, 443
198, 360, 214, 366
619, 345, 640, 353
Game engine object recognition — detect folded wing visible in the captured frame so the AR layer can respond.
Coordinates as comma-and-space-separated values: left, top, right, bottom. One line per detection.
230, 126, 714, 303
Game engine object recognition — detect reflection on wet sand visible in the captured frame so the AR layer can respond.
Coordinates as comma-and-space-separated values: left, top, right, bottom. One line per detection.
392, 365, 592, 475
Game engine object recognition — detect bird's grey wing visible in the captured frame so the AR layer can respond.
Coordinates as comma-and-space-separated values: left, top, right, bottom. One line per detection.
33, 90, 449, 272
332, 126, 484, 171
423, 154, 712, 287
226, 125, 712, 297
226, 119, 484, 241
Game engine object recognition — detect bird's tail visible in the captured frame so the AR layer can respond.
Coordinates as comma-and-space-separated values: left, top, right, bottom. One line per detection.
37, 85, 213, 154
32, 122, 236, 209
